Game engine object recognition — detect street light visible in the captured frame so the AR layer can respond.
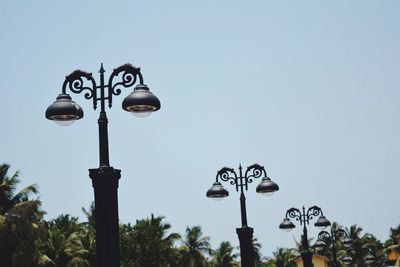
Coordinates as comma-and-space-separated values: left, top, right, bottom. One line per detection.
314, 228, 353, 267
341, 247, 376, 267
45, 63, 160, 267
279, 206, 331, 267
340, 233, 378, 267
206, 164, 279, 267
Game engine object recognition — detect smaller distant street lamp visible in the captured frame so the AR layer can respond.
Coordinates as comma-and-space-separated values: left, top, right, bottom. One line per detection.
279, 206, 331, 267
206, 164, 279, 267
341, 246, 376, 267
314, 228, 353, 267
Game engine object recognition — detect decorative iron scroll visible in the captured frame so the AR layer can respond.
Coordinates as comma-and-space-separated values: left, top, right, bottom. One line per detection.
61, 64, 145, 110
216, 164, 267, 192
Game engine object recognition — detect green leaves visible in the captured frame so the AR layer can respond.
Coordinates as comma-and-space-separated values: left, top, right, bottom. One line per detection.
210, 241, 239, 267
38, 215, 90, 267
0, 163, 43, 267
1, 163, 399, 267
120, 214, 181, 267
179, 225, 212, 267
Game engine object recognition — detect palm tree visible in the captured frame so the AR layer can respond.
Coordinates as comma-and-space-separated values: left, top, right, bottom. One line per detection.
81, 204, 96, 266
211, 241, 239, 267
262, 257, 277, 267
360, 233, 384, 267
38, 214, 89, 267
180, 225, 212, 267
344, 225, 384, 267
0, 163, 44, 266
120, 223, 136, 267
252, 237, 264, 266
0, 163, 39, 216
121, 214, 180, 267
272, 247, 297, 267
344, 224, 364, 267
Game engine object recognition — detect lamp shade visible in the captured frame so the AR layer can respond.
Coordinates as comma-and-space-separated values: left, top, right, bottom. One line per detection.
364, 252, 376, 265
341, 254, 352, 265
279, 218, 295, 231
206, 182, 229, 200
256, 177, 279, 196
122, 84, 160, 117
45, 94, 83, 126
314, 239, 326, 250
314, 215, 331, 230
341, 237, 353, 248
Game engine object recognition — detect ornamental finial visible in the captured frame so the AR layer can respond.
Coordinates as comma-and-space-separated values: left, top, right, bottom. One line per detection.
99, 63, 105, 74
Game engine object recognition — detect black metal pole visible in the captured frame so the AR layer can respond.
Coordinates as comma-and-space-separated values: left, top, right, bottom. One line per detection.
300, 223, 314, 267
89, 66, 120, 267
239, 166, 248, 228
236, 226, 255, 267
237, 165, 255, 267
89, 166, 120, 267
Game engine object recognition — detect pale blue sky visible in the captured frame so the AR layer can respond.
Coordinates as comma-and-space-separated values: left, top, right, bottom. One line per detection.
1, 0, 399, 257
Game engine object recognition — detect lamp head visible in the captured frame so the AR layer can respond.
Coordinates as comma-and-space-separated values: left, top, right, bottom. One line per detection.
341, 254, 352, 265
279, 218, 295, 232
45, 94, 83, 126
256, 177, 279, 196
364, 251, 376, 265
341, 237, 353, 248
122, 84, 160, 117
314, 239, 326, 251
314, 215, 331, 230
206, 182, 229, 201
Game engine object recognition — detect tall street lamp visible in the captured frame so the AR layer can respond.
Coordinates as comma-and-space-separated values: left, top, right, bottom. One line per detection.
314, 228, 353, 267
45, 63, 161, 267
206, 164, 279, 267
279, 206, 331, 267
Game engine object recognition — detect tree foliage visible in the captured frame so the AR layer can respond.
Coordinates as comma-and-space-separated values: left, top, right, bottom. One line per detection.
0, 163, 399, 267
0, 163, 44, 267
210, 241, 239, 267
120, 214, 180, 267
180, 225, 212, 267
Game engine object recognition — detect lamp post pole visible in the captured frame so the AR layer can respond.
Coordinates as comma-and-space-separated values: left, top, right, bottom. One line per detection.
45, 63, 161, 267
206, 164, 279, 267
236, 165, 254, 267
279, 206, 331, 267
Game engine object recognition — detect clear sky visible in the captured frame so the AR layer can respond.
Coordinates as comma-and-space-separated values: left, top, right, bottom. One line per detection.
1, 0, 399, 257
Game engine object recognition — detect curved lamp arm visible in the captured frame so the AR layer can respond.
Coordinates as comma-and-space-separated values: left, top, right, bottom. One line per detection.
333, 228, 347, 239
108, 63, 144, 108
306, 205, 323, 221
286, 207, 302, 224
316, 229, 347, 247
244, 163, 267, 190
62, 70, 97, 109
318, 230, 331, 241
216, 167, 239, 191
